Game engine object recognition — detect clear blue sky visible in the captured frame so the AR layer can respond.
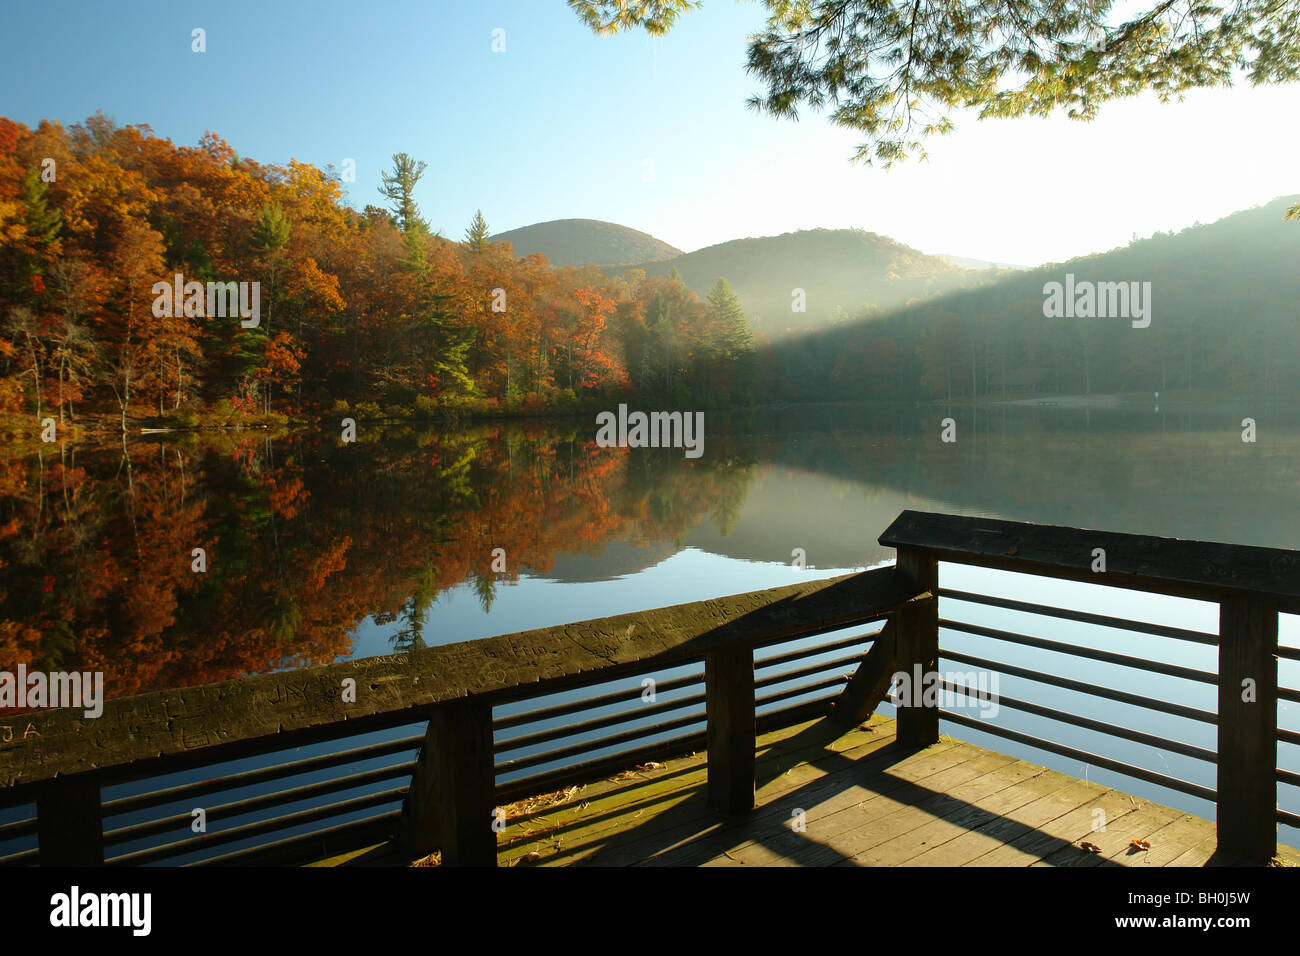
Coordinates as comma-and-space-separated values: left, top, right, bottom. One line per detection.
2, 0, 1297, 265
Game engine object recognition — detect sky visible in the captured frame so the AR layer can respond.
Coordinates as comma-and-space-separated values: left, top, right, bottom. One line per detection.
2, 0, 1298, 266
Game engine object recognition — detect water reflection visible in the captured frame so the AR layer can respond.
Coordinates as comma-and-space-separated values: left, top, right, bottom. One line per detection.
2, 404, 1298, 701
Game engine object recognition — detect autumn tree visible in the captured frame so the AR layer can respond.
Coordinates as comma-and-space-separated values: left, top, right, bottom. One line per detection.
569, 285, 620, 391
4, 306, 47, 418
104, 218, 167, 429
47, 256, 104, 422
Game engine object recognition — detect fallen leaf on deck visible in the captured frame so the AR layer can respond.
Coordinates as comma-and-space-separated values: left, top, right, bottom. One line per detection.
1079, 841, 1102, 853
1130, 839, 1151, 851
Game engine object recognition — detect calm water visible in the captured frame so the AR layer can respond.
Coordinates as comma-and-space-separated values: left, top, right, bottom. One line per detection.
2, 402, 1298, 856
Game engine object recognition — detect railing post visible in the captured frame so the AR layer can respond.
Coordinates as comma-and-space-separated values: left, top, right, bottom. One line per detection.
894, 546, 939, 749
37, 775, 104, 866
705, 644, 755, 813
399, 708, 442, 862
1215, 595, 1277, 865
400, 698, 497, 867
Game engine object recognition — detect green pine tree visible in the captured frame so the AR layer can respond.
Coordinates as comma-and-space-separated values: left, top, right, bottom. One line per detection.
705, 277, 754, 357
0, 169, 62, 299
379, 153, 429, 234
464, 209, 491, 251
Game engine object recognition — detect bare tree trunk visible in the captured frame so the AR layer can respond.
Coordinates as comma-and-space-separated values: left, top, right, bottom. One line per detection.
174, 346, 184, 409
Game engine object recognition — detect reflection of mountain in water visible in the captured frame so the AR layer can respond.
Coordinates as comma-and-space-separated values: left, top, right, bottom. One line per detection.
728, 403, 1300, 551
539, 539, 680, 583
684, 464, 912, 569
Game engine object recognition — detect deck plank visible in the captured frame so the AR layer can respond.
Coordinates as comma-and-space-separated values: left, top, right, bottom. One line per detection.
655, 741, 987, 867
897, 773, 1093, 866
310, 715, 1298, 868
499, 715, 903, 866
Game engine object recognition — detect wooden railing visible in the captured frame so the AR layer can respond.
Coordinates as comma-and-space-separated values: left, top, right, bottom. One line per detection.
880, 510, 1300, 867
0, 565, 920, 867
1, 510, 1296, 866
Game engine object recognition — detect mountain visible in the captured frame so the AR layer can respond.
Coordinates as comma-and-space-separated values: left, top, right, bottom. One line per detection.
761, 195, 1300, 402
938, 254, 1033, 271
490, 218, 682, 267
620, 228, 984, 340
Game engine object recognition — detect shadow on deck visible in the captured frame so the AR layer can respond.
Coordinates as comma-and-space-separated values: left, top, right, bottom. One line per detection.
317, 716, 1300, 868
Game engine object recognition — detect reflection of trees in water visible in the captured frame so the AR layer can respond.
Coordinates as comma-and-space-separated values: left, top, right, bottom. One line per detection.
8, 407, 1279, 700
0, 424, 761, 695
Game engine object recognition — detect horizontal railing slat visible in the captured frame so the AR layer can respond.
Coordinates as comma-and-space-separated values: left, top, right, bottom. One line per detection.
937, 680, 1217, 764
937, 588, 1219, 645
494, 691, 706, 755
192, 811, 401, 867
493, 693, 839, 806
101, 733, 424, 816
107, 786, 408, 866
0, 846, 38, 867
493, 671, 703, 732
754, 628, 882, 670
0, 815, 37, 842
103, 760, 415, 846
754, 652, 863, 692
495, 711, 708, 776
940, 619, 1218, 685
941, 648, 1218, 725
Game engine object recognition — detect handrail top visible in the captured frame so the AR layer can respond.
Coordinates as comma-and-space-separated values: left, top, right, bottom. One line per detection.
880, 510, 1300, 608
0, 564, 920, 792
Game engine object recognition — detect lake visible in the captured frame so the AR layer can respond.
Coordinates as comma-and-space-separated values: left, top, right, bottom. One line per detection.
2, 400, 1297, 860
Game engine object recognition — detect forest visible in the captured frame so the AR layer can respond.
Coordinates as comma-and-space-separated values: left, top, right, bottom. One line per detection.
4, 113, 1298, 438
0, 114, 759, 438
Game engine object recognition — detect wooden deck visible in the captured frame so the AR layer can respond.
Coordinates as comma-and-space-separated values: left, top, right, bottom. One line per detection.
316, 715, 1300, 868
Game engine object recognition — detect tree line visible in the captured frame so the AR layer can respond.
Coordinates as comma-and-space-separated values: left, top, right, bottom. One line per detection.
0, 114, 758, 434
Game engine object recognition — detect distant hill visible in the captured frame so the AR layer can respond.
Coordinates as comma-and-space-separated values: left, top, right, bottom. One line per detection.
490, 218, 682, 267
938, 254, 1033, 271
761, 195, 1300, 402
620, 228, 984, 340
